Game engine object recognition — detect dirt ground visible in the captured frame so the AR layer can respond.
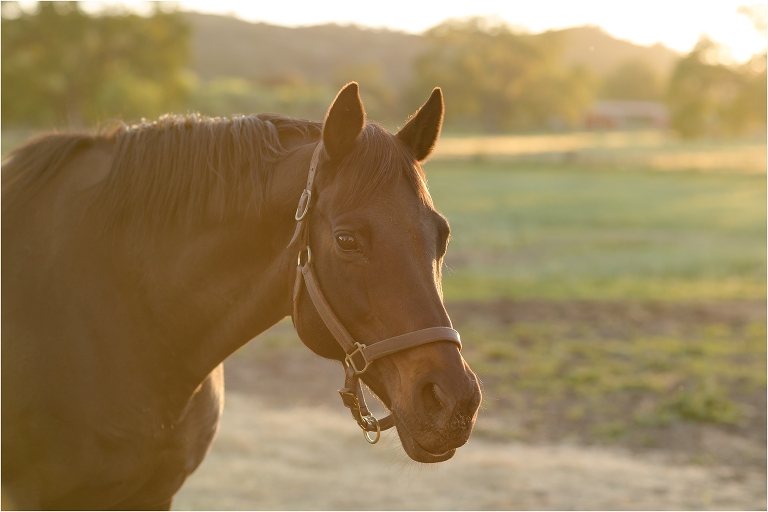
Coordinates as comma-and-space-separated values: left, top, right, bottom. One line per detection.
446, 299, 767, 337
173, 393, 765, 510
173, 300, 766, 510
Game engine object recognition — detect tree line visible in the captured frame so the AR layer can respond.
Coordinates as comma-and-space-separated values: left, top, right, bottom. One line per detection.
2, 2, 765, 138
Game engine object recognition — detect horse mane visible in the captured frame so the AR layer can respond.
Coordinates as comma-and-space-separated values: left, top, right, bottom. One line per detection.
2, 132, 99, 212
95, 113, 322, 233
2, 113, 434, 235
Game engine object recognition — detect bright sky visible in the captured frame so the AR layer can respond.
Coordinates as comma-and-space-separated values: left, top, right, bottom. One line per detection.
39, 1, 768, 63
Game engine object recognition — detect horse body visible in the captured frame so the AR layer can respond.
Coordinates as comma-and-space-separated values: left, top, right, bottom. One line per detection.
2, 140, 222, 509
2, 84, 481, 509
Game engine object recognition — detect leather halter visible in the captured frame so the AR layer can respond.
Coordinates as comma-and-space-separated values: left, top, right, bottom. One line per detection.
289, 141, 462, 444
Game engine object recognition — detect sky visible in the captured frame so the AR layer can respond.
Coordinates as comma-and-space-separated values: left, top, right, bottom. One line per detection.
31, 1, 768, 63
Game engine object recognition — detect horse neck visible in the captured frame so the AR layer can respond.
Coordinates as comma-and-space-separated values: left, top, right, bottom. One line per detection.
94, 142, 316, 393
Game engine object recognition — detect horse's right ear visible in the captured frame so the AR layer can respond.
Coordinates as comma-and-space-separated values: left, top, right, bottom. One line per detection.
323, 82, 365, 162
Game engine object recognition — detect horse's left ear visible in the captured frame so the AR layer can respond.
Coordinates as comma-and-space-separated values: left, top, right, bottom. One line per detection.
323, 82, 366, 162
396, 87, 444, 162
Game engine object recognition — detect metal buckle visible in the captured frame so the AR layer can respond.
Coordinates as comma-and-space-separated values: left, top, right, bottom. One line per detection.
338, 390, 381, 443
338, 389, 360, 410
294, 189, 311, 221
361, 415, 381, 444
345, 342, 370, 375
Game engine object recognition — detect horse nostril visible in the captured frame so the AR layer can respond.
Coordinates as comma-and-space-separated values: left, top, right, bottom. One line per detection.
420, 382, 449, 418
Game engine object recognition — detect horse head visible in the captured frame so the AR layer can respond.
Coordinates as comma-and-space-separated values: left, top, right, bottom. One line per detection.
290, 83, 482, 463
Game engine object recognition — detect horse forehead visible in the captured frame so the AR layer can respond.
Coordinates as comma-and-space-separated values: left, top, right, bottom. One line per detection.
364, 190, 434, 227
372, 202, 440, 255
322, 174, 423, 216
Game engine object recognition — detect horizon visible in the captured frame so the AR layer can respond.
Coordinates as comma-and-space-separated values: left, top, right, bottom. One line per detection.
9, 1, 768, 64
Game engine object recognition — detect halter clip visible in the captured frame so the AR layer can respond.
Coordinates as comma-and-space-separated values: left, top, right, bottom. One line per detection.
361, 415, 381, 444
345, 342, 371, 375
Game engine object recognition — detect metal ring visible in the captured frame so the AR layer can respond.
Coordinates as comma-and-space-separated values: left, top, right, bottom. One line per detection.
297, 246, 312, 267
362, 415, 381, 444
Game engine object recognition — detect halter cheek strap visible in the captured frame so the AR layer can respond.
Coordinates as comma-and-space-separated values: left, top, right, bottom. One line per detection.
290, 141, 462, 444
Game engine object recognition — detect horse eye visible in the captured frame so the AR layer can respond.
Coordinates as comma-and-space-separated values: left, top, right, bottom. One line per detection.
336, 234, 358, 252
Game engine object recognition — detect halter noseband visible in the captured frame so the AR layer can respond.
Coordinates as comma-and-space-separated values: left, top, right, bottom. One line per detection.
289, 142, 462, 444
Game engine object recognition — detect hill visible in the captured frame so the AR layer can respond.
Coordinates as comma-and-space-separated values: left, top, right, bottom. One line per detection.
185, 12, 425, 90
185, 13, 680, 86
556, 25, 680, 79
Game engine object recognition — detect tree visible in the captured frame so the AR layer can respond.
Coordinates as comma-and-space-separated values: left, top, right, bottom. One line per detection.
600, 58, 662, 101
666, 37, 766, 138
1, 2, 191, 127
332, 63, 399, 126
737, 4, 767, 37
409, 18, 596, 133
725, 53, 767, 134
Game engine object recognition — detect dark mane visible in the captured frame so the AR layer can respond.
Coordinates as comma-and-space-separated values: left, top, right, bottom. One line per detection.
2, 132, 98, 213
95, 113, 321, 233
334, 123, 434, 213
2, 114, 433, 235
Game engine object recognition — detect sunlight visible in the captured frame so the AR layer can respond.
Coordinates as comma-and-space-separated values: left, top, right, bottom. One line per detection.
11, 0, 766, 62
175, 0, 766, 62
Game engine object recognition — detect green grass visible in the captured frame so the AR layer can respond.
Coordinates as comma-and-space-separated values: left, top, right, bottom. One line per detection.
427, 160, 766, 301
463, 320, 766, 401
459, 313, 766, 452
421, 157, 766, 454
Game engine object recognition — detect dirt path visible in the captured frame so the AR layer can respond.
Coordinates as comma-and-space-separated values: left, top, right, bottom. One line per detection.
173, 393, 766, 510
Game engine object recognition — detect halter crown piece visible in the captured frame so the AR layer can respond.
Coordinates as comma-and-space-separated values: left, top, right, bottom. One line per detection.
289, 142, 462, 444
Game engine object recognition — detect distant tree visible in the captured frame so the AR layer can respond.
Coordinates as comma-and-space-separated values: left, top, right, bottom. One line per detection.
332, 63, 399, 126
666, 37, 766, 138
737, 3, 767, 37
600, 58, 662, 101
731, 4, 768, 134
1, 1, 191, 127
188, 76, 335, 121
726, 52, 767, 134
410, 18, 596, 133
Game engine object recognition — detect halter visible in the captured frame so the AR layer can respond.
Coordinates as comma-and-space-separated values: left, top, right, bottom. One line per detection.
289, 142, 462, 444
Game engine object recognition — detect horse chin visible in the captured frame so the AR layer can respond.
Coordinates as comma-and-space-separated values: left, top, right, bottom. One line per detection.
394, 420, 457, 463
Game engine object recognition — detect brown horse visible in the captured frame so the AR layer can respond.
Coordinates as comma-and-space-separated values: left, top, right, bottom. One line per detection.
1, 83, 481, 510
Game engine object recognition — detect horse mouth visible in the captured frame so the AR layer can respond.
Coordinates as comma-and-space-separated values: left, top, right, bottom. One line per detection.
393, 414, 457, 463
411, 441, 456, 463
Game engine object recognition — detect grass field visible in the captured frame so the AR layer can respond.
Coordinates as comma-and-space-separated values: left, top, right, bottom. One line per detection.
422, 156, 766, 461
434, 132, 767, 174
427, 160, 766, 302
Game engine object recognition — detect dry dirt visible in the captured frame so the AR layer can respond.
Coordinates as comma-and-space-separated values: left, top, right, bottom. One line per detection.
173, 393, 766, 510
172, 300, 766, 510
447, 299, 767, 337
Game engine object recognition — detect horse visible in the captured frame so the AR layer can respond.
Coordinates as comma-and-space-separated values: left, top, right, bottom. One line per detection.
1, 82, 482, 510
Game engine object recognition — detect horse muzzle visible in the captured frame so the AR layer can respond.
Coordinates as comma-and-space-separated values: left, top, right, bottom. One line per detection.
392, 362, 482, 463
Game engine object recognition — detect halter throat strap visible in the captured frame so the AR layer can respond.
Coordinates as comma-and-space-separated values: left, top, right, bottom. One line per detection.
289, 141, 462, 442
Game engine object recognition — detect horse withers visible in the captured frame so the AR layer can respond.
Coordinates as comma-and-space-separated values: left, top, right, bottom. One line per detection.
1, 83, 482, 510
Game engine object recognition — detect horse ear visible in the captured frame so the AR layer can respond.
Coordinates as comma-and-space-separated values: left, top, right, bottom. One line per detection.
323, 82, 365, 161
396, 87, 444, 162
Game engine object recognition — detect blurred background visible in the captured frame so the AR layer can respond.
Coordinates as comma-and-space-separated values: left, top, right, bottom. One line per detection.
2, 1, 766, 509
